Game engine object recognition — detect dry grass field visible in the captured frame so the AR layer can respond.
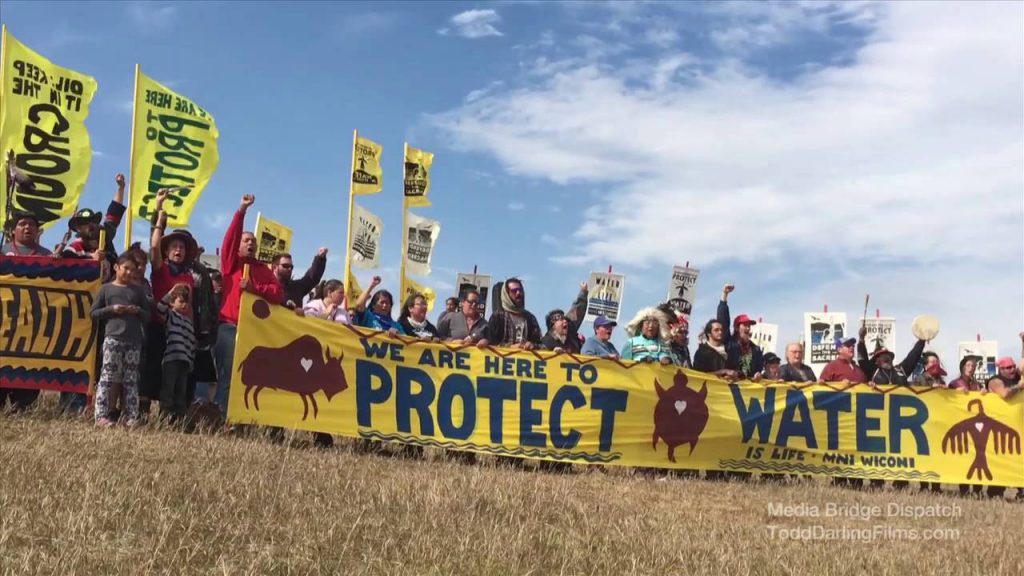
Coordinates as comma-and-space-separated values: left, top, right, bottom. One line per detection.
2, 397, 1021, 576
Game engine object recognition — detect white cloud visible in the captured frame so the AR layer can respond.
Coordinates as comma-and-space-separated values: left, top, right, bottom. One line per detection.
127, 1, 178, 31
431, 2, 1024, 360
333, 11, 400, 39
440, 9, 503, 39
201, 211, 231, 230
507, 201, 525, 211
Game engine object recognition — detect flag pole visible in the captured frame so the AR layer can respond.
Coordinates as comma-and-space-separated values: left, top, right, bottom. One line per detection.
0, 26, 9, 229
399, 142, 409, 300
124, 64, 140, 251
343, 129, 358, 306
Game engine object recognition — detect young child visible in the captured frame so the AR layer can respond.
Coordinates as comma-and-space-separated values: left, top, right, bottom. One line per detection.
157, 283, 196, 421
91, 253, 151, 427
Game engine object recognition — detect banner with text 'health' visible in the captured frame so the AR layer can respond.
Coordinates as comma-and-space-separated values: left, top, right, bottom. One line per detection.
0, 256, 100, 394
0, 27, 98, 228
130, 67, 219, 226
229, 294, 1024, 485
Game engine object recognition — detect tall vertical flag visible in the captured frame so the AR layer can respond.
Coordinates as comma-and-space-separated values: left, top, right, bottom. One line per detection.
253, 212, 293, 264
126, 66, 220, 247
403, 145, 433, 208
0, 26, 98, 228
400, 143, 438, 307
344, 130, 383, 304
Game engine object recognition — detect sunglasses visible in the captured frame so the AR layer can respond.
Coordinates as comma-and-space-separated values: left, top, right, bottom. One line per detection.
464, 299, 479, 304
508, 287, 524, 294
279, 263, 293, 269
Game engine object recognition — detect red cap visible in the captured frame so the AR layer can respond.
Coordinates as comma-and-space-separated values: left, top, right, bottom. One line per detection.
996, 357, 1016, 369
733, 314, 756, 328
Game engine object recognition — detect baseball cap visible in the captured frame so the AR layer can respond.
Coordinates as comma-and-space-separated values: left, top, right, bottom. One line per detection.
764, 352, 781, 364
834, 336, 857, 349
996, 357, 1016, 369
733, 314, 756, 327
594, 315, 617, 329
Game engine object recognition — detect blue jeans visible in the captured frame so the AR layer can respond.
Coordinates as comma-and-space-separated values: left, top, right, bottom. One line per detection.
213, 323, 237, 414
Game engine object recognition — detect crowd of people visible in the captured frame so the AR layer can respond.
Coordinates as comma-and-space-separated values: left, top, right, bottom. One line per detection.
2, 178, 1023, 497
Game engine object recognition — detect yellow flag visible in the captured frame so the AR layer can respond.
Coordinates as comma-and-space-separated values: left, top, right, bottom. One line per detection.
401, 274, 436, 312
352, 135, 383, 195
345, 269, 363, 306
253, 212, 293, 264
130, 67, 219, 226
0, 26, 98, 228
403, 145, 433, 208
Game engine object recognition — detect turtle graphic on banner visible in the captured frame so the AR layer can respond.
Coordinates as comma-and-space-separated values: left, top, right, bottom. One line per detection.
586, 272, 625, 322
666, 266, 699, 316
456, 272, 491, 314
404, 212, 440, 276
804, 312, 847, 373
351, 204, 382, 269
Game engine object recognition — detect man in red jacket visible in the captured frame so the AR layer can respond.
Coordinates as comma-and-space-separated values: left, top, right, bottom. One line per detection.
213, 194, 283, 413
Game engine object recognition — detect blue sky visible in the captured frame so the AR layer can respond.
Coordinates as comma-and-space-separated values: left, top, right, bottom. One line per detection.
2, 1, 1022, 363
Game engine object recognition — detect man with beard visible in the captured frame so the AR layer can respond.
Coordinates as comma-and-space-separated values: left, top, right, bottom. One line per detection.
438, 290, 489, 346
487, 277, 542, 349
61, 173, 127, 274
859, 324, 926, 386
717, 284, 764, 379
213, 194, 284, 414
272, 250, 327, 310
2, 209, 50, 256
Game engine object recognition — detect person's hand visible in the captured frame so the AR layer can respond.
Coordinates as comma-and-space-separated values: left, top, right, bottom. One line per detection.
476, 339, 489, 348
325, 302, 337, 316
125, 305, 140, 315
553, 347, 565, 354
606, 353, 619, 360
112, 304, 128, 314
522, 342, 536, 351
659, 356, 672, 366
752, 372, 763, 382
370, 275, 382, 289
240, 194, 255, 211
115, 173, 125, 188
156, 188, 170, 206
431, 337, 440, 343
722, 284, 735, 295
386, 328, 399, 338
239, 277, 250, 291
92, 250, 103, 262
580, 281, 588, 292
294, 308, 305, 317
859, 325, 867, 339
1019, 331, 1024, 342
869, 381, 878, 389
317, 247, 328, 258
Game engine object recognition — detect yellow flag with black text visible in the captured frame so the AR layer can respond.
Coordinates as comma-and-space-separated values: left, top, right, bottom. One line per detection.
0, 26, 98, 228
401, 273, 436, 312
345, 270, 363, 307
130, 67, 219, 226
352, 135, 383, 195
253, 212, 293, 264
403, 145, 433, 207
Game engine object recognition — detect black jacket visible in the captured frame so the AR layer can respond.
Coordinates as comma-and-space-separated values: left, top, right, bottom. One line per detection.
718, 300, 764, 377
693, 343, 728, 373
860, 338, 926, 385
281, 254, 326, 308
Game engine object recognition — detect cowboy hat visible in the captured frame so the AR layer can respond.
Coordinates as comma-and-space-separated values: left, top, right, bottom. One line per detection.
160, 229, 199, 264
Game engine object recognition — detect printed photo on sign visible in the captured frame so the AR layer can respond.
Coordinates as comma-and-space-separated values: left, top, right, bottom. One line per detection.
586, 272, 625, 323
403, 145, 433, 204
404, 213, 440, 277
958, 341, 999, 382
666, 266, 699, 316
456, 273, 491, 314
804, 312, 847, 370
352, 135, 383, 194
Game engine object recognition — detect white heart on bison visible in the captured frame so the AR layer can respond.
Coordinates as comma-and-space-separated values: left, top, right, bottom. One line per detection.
300, 358, 313, 373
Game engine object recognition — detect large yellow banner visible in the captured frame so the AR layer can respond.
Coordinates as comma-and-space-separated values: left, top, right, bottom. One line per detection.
0, 256, 100, 394
130, 67, 219, 226
230, 294, 1024, 485
0, 26, 98, 228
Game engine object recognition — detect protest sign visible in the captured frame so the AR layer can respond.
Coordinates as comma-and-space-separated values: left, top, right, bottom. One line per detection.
803, 312, 848, 374
455, 272, 491, 314
130, 67, 219, 226
0, 27, 98, 227
586, 272, 625, 322
401, 274, 436, 312
253, 213, 292, 264
0, 256, 100, 394
666, 266, 699, 315
958, 341, 999, 382
230, 293, 1024, 485
750, 323, 779, 355
351, 204, 382, 269
863, 317, 896, 354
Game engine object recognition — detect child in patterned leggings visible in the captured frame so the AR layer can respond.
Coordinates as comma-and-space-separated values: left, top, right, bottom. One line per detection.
91, 253, 151, 427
